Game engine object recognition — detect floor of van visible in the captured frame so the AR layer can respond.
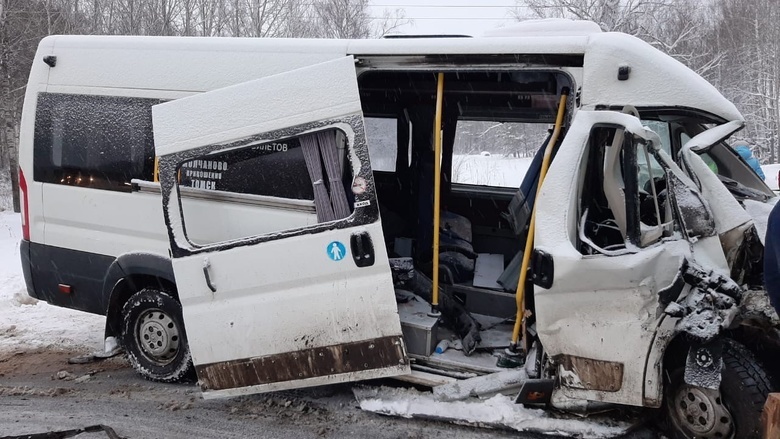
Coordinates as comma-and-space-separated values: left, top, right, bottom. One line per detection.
397, 292, 516, 378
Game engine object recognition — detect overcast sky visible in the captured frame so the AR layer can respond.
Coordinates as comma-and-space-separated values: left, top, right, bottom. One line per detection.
367, 0, 520, 36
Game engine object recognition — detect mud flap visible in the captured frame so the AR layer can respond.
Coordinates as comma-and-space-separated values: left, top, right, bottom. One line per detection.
683, 339, 723, 390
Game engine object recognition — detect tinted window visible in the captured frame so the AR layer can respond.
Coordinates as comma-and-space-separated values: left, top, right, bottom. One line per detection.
177, 128, 354, 247
179, 137, 314, 200
34, 93, 159, 192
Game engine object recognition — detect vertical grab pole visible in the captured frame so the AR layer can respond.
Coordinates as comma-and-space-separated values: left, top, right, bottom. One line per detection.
430, 72, 445, 316
510, 89, 569, 350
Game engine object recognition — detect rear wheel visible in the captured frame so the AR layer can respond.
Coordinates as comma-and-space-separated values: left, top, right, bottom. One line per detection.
121, 288, 193, 382
663, 338, 771, 439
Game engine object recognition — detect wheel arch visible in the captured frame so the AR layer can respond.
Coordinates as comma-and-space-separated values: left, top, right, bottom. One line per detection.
102, 252, 178, 338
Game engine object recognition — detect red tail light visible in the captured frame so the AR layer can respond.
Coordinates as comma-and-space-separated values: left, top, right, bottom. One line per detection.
19, 167, 29, 241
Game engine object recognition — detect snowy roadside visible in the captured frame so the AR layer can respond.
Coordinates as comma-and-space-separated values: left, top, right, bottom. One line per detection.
0, 211, 104, 353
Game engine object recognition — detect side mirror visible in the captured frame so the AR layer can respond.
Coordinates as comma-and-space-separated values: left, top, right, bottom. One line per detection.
681, 120, 744, 154
667, 172, 716, 239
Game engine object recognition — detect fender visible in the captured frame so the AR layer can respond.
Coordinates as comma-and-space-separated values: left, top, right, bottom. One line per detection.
102, 252, 176, 338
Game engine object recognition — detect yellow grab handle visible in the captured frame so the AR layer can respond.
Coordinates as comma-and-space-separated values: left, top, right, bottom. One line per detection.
510, 90, 569, 348
431, 73, 445, 310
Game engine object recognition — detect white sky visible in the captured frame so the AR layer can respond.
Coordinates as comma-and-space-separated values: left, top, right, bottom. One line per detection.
367, 0, 521, 36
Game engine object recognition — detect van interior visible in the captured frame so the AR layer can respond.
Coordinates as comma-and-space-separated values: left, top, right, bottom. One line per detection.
353, 69, 572, 376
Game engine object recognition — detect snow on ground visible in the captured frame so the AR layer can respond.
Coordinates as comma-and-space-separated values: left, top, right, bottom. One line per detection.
354, 386, 634, 438
762, 163, 780, 191
452, 155, 534, 188
0, 211, 104, 353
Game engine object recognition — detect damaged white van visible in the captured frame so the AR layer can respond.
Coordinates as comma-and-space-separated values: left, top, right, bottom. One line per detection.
19, 21, 780, 438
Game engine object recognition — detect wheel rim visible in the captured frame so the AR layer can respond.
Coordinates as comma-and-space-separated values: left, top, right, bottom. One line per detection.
669, 383, 734, 438
135, 308, 180, 366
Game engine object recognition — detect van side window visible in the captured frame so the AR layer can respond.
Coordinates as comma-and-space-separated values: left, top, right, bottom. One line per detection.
579, 127, 623, 254
179, 137, 314, 200
364, 117, 398, 172
452, 120, 549, 188
177, 128, 355, 246
33, 93, 159, 192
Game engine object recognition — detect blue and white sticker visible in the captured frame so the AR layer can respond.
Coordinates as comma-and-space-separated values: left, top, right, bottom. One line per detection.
327, 241, 347, 261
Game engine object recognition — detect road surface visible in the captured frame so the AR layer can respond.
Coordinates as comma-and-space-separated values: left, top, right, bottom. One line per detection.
0, 346, 656, 438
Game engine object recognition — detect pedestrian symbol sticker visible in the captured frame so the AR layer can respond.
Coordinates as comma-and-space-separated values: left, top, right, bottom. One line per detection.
327, 241, 346, 261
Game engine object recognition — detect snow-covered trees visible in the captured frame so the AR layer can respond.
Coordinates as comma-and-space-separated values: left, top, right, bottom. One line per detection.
514, 0, 780, 164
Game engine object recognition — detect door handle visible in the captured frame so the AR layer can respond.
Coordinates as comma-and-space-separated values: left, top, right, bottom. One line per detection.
350, 232, 375, 268
530, 249, 554, 289
203, 257, 217, 292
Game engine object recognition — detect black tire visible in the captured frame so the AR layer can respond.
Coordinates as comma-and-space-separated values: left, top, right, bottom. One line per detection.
662, 338, 771, 439
121, 288, 193, 383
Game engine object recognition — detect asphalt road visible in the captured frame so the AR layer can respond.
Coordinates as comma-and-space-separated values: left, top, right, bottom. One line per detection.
0, 347, 658, 439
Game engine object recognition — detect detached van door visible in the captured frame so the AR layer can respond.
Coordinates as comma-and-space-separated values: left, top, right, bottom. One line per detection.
152, 57, 409, 399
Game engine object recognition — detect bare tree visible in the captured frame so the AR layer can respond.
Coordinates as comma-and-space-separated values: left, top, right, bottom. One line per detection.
711, 0, 780, 162
513, 0, 720, 77
1, 0, 72, 212
308, 0, 409, 39
310, 0, 371, 39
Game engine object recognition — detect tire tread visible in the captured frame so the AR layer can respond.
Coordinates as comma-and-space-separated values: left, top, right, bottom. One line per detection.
121, 288, 194, 383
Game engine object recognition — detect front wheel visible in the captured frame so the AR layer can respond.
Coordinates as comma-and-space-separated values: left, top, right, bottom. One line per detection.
121, 288, 194, 382
663, 338, 771, 439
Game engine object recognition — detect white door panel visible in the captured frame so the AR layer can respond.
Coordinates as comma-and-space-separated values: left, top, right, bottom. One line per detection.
534, 111, 692, 406
154, 56, 408, 398
179, 222, 405, 398
153, 57, 363, 157
535, 241, 690, 405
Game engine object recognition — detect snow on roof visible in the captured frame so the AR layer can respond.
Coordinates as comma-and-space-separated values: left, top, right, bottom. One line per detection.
580, 32, 743, 122
39, 30, 742, 123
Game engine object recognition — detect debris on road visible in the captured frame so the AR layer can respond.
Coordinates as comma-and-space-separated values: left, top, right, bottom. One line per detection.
0, 424, 124, 439
354, 386, 635, 438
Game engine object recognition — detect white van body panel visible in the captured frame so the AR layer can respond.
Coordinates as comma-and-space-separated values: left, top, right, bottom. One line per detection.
18, 36, 54, 244
33, 33, 741, 123
153, 56, 362, 157
44, 36, 349, 93
580, 33, 743, 122
153, 57, 408, 397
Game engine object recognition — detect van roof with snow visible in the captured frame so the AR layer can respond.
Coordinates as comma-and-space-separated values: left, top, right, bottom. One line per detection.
34, 26, 741, 124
